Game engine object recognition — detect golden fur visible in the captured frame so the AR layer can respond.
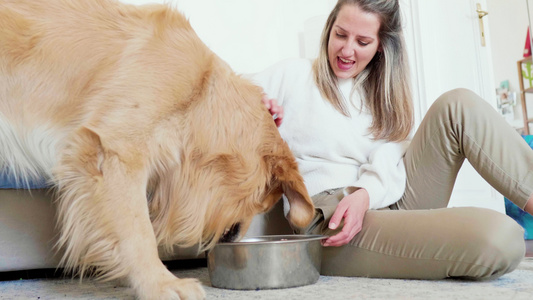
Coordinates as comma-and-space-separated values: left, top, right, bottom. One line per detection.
0, 0, 314, 299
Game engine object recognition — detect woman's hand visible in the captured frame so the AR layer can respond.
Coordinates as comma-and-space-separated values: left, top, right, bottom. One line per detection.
261, 94, 283, 127
322, 188, 369, 247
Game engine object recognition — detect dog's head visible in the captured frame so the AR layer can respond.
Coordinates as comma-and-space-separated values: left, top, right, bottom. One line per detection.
200, 136, 315, 248
204, 124, 315, 246
198, 71, 315, 249
148, 62, 314, 252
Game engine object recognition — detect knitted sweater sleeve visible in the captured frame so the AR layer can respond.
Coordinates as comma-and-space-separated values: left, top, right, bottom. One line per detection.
344, 140, 409, 209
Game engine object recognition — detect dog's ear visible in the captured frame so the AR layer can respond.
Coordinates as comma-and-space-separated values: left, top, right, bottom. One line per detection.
267, 154, 315, 229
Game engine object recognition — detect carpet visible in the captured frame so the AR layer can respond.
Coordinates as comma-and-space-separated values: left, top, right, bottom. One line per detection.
1, 258, 533, 300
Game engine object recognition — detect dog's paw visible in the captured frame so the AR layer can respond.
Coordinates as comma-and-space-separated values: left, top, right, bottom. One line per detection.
167, 277, 206, 300
141, 277, 206, 300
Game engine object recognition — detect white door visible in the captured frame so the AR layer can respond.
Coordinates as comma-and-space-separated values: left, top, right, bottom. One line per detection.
403, 0, 504, 212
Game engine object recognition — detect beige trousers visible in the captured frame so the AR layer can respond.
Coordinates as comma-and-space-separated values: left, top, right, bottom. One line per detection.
300, 88, 532, 280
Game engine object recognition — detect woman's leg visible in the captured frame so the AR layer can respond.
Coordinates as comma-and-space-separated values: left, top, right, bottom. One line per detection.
399, 88, 533, 211
320, 206, 525, 279
305, 189, 525, 280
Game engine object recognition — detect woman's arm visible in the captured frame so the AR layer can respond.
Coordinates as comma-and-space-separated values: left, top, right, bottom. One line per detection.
350, 140, 409, 209
324, 140, 409, 247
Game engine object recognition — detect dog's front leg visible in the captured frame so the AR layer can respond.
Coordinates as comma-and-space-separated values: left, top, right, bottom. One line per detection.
103, 165, 205, 300
55, 129, 205, 300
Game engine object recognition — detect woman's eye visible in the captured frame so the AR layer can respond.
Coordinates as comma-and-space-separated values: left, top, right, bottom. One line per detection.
358, 41, 369, 46
336, 33, 346, 38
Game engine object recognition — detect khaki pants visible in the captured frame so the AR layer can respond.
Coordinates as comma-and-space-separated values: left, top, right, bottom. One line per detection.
300, 89, 532, 280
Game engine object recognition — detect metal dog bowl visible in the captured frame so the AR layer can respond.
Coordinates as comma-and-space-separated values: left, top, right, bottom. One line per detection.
207, 234, 326, 290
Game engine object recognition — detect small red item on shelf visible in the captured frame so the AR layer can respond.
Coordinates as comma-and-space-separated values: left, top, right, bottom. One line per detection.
525, 27, 531, 57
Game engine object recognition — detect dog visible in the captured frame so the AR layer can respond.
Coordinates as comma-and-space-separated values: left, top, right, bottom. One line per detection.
0, 0, 315, 299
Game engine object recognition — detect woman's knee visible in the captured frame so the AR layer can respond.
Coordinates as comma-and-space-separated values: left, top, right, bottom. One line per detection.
432, 88, 486, 113
467, 210, 525, 280
426, 88, 494, 126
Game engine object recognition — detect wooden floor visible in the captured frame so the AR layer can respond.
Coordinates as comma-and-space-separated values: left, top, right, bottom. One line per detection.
527, 240, 533, 257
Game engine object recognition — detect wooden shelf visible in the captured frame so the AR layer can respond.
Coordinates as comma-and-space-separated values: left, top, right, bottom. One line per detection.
517, 56, 533, 134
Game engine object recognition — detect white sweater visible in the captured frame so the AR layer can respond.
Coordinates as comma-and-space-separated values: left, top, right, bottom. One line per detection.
251, 58, 409, 210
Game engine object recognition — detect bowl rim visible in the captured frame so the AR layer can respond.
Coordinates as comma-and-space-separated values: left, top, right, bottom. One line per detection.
215, 234, 327, 246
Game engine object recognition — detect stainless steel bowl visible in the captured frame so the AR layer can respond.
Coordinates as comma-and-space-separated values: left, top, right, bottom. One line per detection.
207, 234, 326, 290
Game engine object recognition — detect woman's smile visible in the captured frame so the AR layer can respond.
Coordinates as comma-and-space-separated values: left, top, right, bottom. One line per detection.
337, 57, 356, 71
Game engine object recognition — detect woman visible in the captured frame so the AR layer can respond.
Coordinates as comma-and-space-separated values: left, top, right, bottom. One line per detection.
253, 0, 533, 279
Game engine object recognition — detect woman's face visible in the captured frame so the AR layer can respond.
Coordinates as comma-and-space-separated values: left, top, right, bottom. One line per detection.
328, 4, 381, 79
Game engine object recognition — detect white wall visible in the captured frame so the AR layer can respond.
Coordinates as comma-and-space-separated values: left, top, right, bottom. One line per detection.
487, 0, 528, 92
487, 0, 530, 128
121, 0, 336, 74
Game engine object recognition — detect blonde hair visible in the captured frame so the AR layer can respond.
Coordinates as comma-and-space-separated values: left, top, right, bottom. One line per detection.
313, 0, 413, 142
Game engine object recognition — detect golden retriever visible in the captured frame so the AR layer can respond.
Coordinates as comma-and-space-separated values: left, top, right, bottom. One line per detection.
0, 0, 315, 299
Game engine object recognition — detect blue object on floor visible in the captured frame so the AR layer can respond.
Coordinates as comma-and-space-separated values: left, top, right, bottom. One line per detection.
504, 135, 533, 240
505, 198, 533, 239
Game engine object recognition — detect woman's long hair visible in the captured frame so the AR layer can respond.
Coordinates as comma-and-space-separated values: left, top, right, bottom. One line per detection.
313, 0, 413, 142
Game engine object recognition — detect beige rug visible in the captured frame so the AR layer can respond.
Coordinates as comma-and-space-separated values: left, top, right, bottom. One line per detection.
1, 258, 533, 299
